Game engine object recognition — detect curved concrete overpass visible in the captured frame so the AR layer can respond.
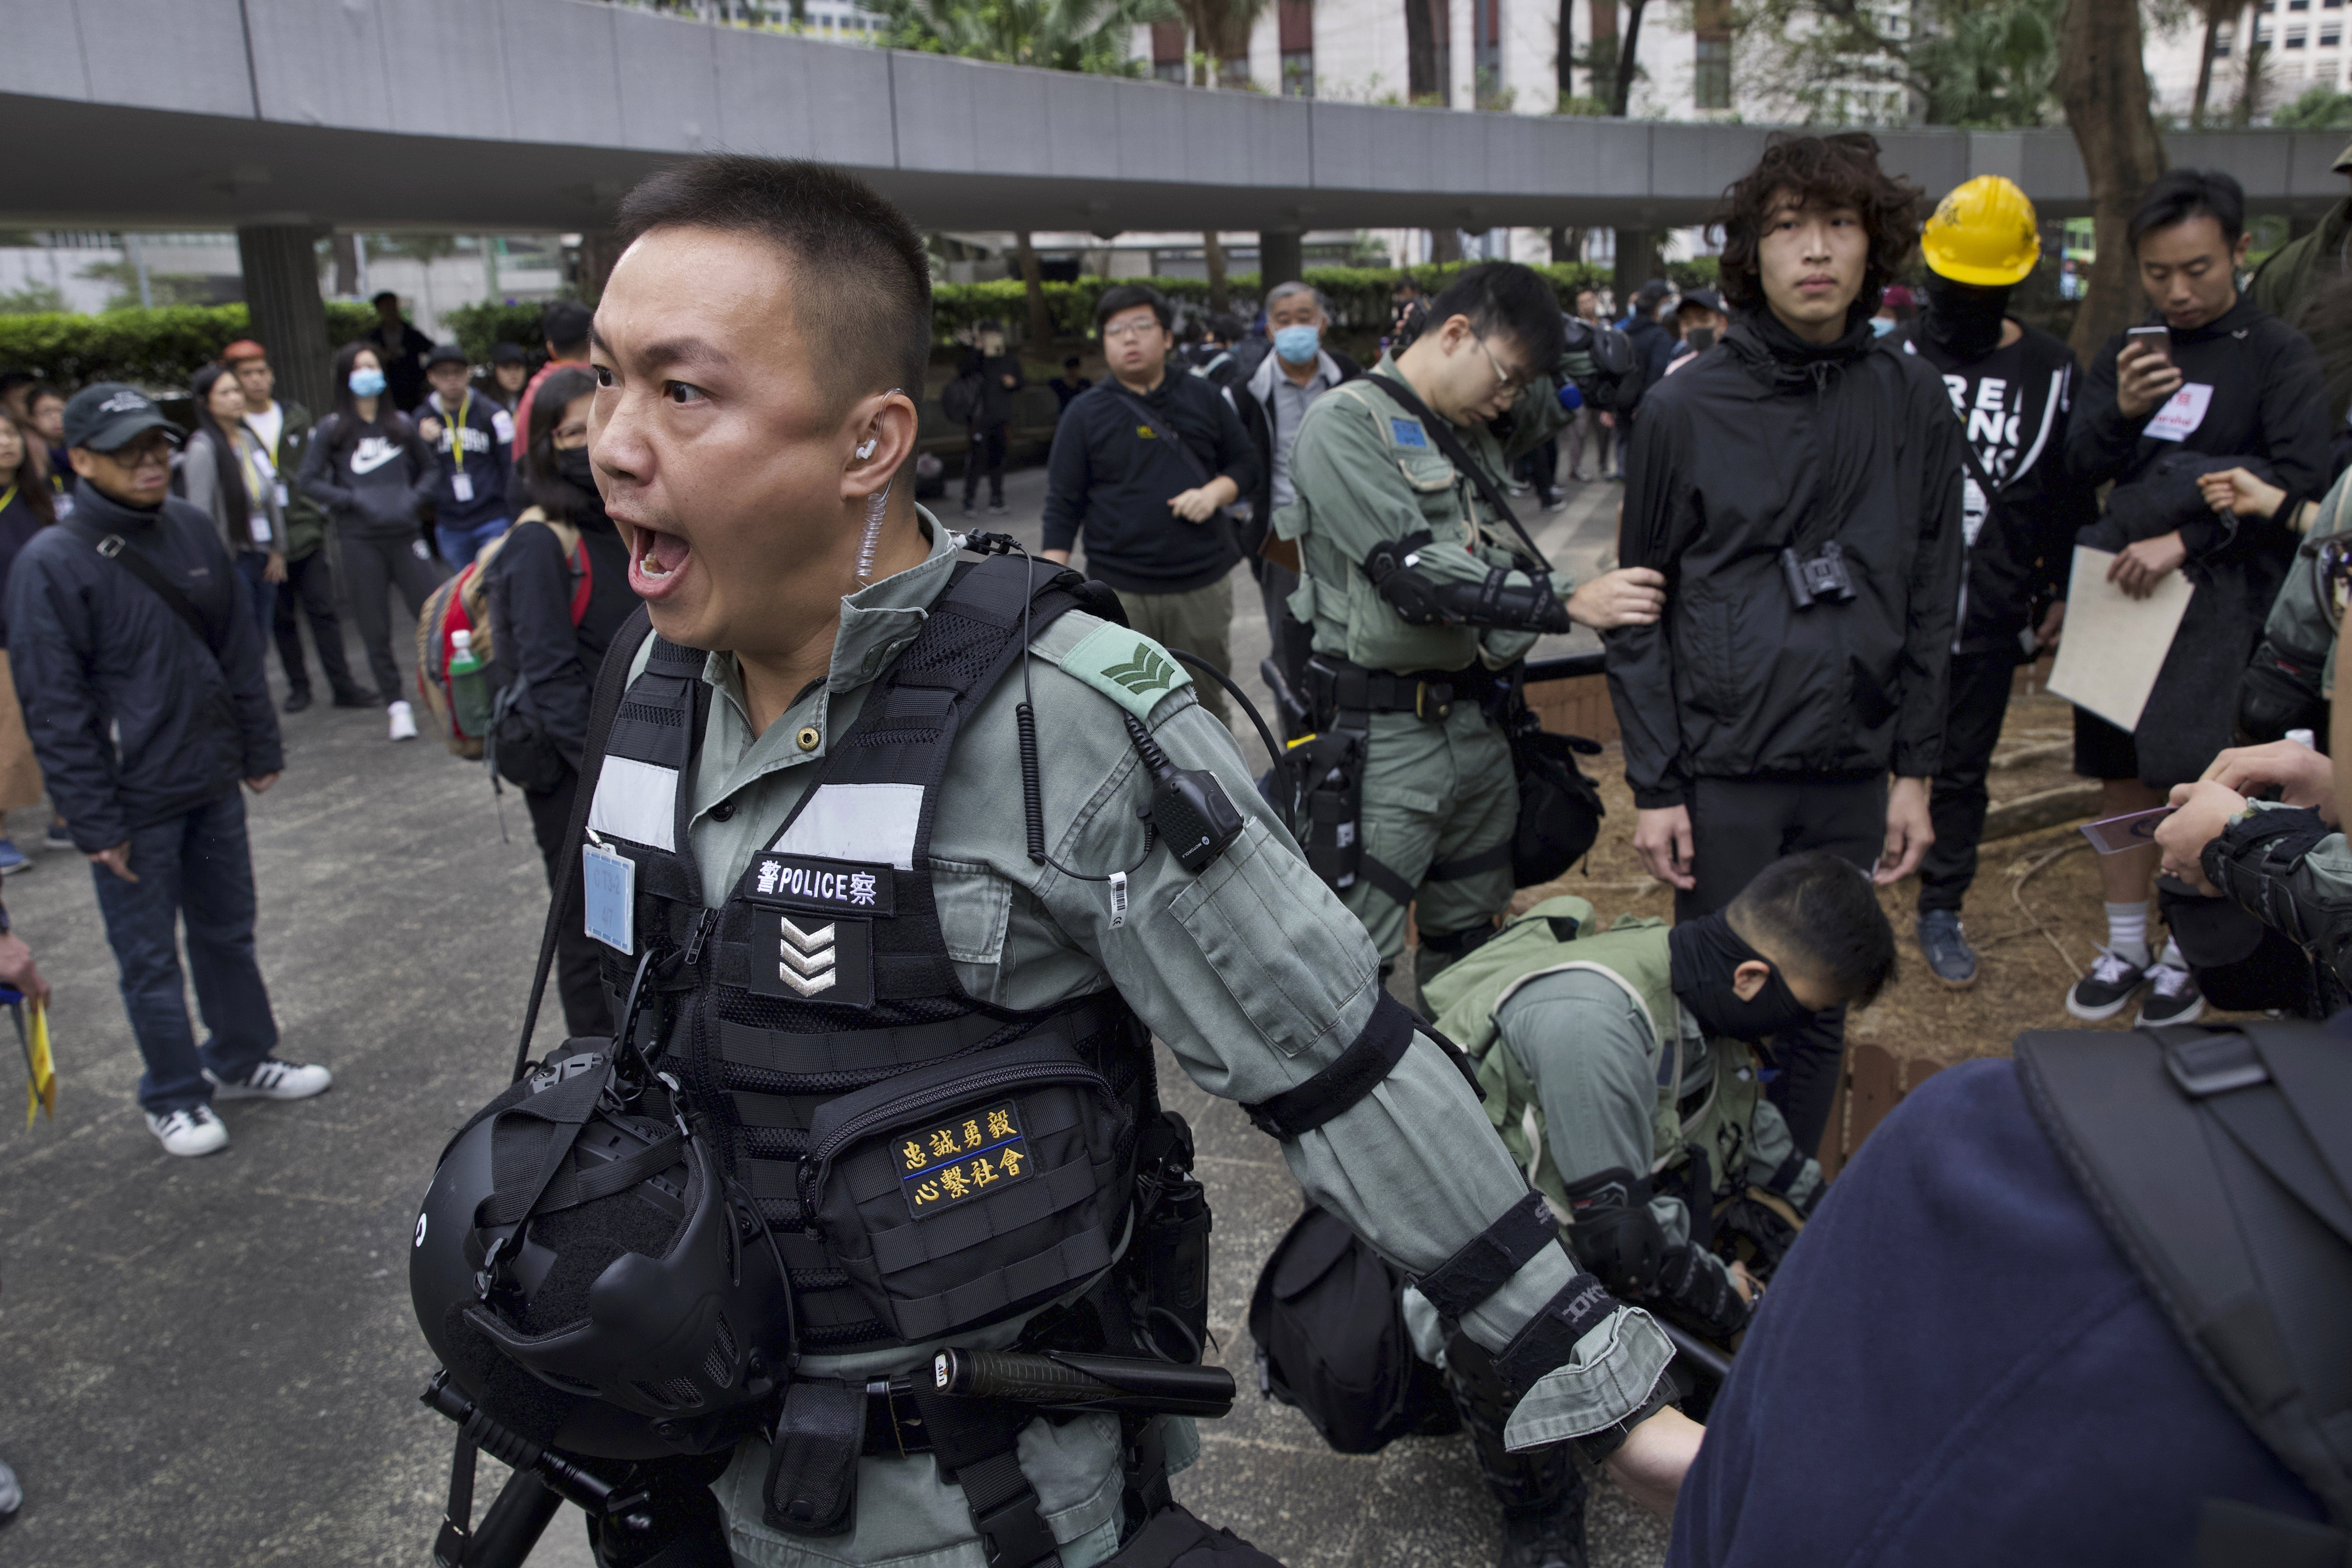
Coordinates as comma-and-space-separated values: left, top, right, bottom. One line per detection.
7, 0, 2352, 236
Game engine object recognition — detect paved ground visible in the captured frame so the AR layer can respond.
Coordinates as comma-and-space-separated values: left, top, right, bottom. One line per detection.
0, 465, 1665, 1567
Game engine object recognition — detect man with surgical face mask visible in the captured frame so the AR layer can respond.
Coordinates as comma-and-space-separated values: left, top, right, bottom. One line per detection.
1232, 281, 1363, 727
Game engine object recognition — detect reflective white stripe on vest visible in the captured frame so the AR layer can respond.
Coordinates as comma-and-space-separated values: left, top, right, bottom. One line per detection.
770, 782, 923, 871
588, 756, 679, 851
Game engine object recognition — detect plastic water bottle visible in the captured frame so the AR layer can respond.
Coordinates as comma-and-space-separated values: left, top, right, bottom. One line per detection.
449, 628, 491, 739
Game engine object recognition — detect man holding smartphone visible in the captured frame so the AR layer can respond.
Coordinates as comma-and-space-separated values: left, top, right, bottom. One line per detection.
2060, 168, 2331, 1025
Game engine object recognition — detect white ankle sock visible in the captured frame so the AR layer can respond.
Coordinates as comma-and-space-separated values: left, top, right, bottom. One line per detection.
2157, 937, 2184, 970
2105, 903, 2150, 966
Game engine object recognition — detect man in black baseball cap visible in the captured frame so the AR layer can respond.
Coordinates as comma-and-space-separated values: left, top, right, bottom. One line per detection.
10, 382, 331, 1158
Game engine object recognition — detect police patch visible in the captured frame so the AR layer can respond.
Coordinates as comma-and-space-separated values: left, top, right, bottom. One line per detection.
1058, 621, 1194, 720
741, 851, 894, 916
898, 1101, 1034, 1216
1389, 417, 1429, 449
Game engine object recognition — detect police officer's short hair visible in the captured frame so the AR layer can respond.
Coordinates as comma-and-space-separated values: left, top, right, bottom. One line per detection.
1424, 262, 1568, 368
2129, 168, 2246, 253
1726, 850, 1898, 1007
613, 155, 933, 411
1094, 284, 1173, 334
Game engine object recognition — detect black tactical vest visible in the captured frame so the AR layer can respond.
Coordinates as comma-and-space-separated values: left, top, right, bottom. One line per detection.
583, 558, 1154, 1355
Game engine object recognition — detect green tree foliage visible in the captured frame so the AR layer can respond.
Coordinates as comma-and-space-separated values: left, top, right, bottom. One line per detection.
0, 302, 377, 390
868, 0, 1171, 73
1742, 0, 2064, 128
0, 281, 67, 316
2274, 85, 2352, 130
439, 300, 564, 365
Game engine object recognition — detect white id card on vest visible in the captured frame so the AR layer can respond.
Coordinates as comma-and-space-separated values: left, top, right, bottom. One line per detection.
583, 842, 635, 954
451, 471, 475, 503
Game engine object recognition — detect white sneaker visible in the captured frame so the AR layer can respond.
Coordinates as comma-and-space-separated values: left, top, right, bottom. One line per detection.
387, 700, 418, 741
205, 1058, 333, 1101
146, 1105, 230, 1157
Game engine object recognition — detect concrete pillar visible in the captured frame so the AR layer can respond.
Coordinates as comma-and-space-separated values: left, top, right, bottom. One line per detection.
1260, 230, 1305, 290
1612, 228, 1658, 305
237, 225, 331, 419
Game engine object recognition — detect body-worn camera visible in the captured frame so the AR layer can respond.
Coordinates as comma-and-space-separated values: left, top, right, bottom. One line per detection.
1780, 541, 1857, 609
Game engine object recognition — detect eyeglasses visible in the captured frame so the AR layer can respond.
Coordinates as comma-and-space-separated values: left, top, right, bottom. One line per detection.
1102, 319, 1163, 342
1474, 334, 1530, 396
104, 433, 176, 468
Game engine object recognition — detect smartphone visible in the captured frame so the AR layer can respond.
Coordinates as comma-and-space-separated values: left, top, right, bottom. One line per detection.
2125, 324, 2173, 366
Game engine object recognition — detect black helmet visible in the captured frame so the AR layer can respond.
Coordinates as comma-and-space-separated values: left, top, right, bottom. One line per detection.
410, 1048, 793, 1460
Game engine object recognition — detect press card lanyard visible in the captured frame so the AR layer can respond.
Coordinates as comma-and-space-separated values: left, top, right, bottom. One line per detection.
0, 486, 15, 517
447, 391, 477, 503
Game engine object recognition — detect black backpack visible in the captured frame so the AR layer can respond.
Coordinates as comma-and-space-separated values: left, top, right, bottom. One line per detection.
941, 370, 984, 426
2016, 1023, 2352, 1565
1247, 1204, 1458, 1455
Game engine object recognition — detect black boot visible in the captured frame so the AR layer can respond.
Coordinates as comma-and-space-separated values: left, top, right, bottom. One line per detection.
1445, 1335, 1588, 1568
283, 687, 313, 713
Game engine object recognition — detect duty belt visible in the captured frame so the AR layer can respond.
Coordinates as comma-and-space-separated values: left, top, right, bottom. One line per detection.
1306, 656, 1499, 724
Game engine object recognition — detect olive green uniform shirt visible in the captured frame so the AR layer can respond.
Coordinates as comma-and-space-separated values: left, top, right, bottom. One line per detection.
619, 512, 1669, 1568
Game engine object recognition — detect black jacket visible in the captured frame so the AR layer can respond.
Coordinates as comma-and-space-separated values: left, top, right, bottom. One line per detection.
1620, 315, 1676, 417
299, 412, 437, 540
7, 484, 283, 849
2066, 297, 2331, 515
1892, 320, 2098, 656
485, 507, 637, 772
362, 319, 436, 412
1041, 370, 1260, 595
1608, 312, 1965, 809
1229, 336, 1363, 548
957, 349, 1025, 430
421, 390, 514, 531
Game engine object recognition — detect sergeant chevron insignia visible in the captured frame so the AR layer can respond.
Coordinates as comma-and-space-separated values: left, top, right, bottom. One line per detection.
777, 916, 838, 994
1058, 622, 1194, 720
748, 909, 874, 1007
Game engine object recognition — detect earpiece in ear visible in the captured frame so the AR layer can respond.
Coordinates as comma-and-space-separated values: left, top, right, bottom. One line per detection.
856, 437, 878, 460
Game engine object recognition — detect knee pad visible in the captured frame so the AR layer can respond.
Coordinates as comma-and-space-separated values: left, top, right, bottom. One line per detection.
1561, 1168, 1666, 1298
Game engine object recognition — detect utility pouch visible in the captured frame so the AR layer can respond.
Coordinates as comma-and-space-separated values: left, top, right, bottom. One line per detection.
1125, 1110, 1213, 1364
1289, 729, 1366, 893
1099, 1503, 1286, 1567
763, 1378, 865, 1537
801, 1034, 1139, 1345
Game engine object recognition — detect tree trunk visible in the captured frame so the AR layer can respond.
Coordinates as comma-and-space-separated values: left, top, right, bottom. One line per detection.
1204, 231, 1229, 314
1549, 226, 1573, 263
1407, 0, 1440, 102
1014, 232, 1053, 355
1432, 229, 1463, 264
332, 232, 359, 297
2233, 37, 2268, 126
2057, 0, 2169, 358
2191, 7, 2220, 130
1612, 0, 1648, 115
1556, 0, 1575, 106
1587, 0, 1618, 104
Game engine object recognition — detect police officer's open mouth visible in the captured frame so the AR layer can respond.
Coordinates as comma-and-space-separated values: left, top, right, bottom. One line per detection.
633, 525, 690, 583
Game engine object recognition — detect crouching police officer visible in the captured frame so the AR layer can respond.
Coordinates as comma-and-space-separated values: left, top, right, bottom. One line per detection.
1412, 852, 1896, 1566
1273, 262, 1663, 1000
411, 157, 1697, 1568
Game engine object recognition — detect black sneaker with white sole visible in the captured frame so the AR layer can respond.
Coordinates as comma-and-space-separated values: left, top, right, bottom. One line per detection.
2133, 961, 2206, 1027
2066, 949, 2149, 1022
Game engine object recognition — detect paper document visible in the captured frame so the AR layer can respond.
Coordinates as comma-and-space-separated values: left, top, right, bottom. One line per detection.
2046, 545, 2195, 733
2081, 806, 2177, 855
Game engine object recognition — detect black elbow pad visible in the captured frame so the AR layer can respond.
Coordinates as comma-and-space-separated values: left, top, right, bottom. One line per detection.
1562, 1168, 1666, 1297
1364, 535, 1455, 626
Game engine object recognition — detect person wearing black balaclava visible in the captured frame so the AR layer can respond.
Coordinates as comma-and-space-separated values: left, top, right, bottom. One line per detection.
1891, 177, 2097, 992
482, 366, 637, 1037
1609, 133, 1963, 1160
1416, 851, 1896, 1546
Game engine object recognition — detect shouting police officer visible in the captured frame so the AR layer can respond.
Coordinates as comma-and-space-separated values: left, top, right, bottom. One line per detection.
416, 157, 1696, 1568
1276, 262, 1664, 1001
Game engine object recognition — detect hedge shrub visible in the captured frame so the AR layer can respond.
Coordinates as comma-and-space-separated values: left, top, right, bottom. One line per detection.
0, 302, 379, 390
0, 258, 1731, 387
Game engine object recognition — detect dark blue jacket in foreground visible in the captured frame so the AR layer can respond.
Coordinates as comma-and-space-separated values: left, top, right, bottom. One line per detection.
7, 484, 282, 851
1670, 1057, 2322, 1568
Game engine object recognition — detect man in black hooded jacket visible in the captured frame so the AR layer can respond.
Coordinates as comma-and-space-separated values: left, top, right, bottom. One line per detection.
1608, 133, 1963, 1157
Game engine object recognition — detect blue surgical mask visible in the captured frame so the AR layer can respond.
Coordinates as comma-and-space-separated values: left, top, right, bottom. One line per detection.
1273, 325, 1321, 367
349, 366, 387, 397
1869, 316, 1896, 337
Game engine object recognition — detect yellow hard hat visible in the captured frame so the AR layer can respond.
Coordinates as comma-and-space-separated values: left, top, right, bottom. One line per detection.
1920, 176, 2042, 287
